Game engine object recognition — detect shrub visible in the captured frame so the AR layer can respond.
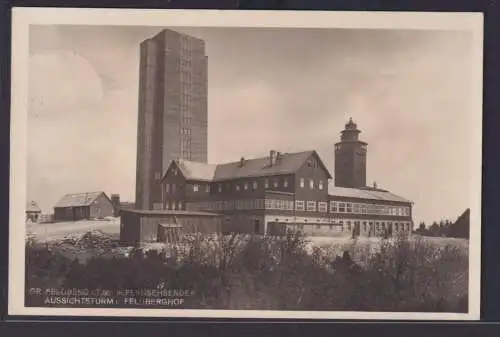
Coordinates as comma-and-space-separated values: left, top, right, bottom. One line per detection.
25, 231, 468, 312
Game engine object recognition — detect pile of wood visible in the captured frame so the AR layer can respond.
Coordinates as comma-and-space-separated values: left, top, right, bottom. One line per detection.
57, 230, 118, 249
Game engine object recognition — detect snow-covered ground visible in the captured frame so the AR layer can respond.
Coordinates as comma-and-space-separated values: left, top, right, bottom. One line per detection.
26, 218, 120, 242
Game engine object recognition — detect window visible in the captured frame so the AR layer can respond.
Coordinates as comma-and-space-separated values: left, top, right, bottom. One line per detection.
395, 223, 399, 231
300, 178, 305, 188
166, 184, 170, 193
338, 202, 346, 213
318, 202, 327, 213
218, 184, 222, 193
283, 179, 288, 188
205, 185, 210, 193
265, 199, 273, 209
172, 184, 176, 193
347, 221, 352, 231
295, 200, 305, 211
346, 203, 353, 213
353, 203, 360, 214
244, 182, 248, 190
236, 184, 240, 191
178, 201, 183, 210
309, 179, 314, 189
273, 179, 279, 188
306, 201, 316, 212
253, 181, 258, 190
363, 222, 368, 232
319, 180, 324, 190
330, 201, 338, 213
193, 184, 199, 192
329, 225, 334, 231
265, 179, 269, 188
172, 202, 177, 210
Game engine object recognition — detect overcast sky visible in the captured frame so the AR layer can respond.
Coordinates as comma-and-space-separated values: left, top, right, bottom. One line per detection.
27, 25, 476, 224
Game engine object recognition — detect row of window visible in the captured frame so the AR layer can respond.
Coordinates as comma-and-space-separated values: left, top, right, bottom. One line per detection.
329, 201, 410, 217
164, 176, 326, 194
291, 220, 412, 233
185, 199, 410, 217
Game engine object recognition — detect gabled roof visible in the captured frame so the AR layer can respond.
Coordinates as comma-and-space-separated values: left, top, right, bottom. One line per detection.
328, 184, 412, 203
176, 159, 217, 181
214, 150, 332, 181
54, 191, 108, 208
26, 201, 41, 213
162, 150, 332, 183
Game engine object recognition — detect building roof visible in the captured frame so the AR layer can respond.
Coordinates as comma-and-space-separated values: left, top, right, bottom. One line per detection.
54, 191, 108, 208
26, 201, 41, 213
328, 184, 412, 203
176, 159, 217, 181
164, 150, 332, 182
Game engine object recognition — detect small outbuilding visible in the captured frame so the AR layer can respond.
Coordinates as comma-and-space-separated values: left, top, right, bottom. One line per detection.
119, 209, 223, 246
53, 191, 114, 222
26, 201, 42, 223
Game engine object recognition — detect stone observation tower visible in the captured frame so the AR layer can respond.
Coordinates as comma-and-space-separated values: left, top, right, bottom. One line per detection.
334, 117, 368, 188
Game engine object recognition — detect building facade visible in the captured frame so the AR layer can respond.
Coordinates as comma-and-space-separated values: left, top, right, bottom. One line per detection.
135, 29, 208, 211
158, 147, 413, 237
53, 191, 114, 222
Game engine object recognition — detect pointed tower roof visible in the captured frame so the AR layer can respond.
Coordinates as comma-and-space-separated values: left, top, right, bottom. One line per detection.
26, 201, 41, 213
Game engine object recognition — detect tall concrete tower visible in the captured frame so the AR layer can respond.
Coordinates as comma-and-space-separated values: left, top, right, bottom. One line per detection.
135, 29, 208, 210
334, 118, 367, 188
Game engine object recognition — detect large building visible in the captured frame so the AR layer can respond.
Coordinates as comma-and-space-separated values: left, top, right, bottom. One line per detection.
156, 120, 414, 237
135, 29, 208, 211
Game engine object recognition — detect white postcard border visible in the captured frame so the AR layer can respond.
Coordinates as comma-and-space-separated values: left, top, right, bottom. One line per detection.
9, 8, 484, 320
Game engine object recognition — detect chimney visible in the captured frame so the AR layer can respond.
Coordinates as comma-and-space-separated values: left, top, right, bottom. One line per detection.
239, 157, 245, 167
275, 152, 282, 164
269, 150, 277, 166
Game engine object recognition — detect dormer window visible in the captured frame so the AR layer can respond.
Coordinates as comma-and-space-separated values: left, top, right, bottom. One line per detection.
309, 179, 314, 189
319, 180, 324, 190
300, 178, 305, 188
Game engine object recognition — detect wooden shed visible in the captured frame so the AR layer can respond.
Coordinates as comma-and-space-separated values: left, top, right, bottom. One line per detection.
53, 191, 114, 222
119, 209, 222, 246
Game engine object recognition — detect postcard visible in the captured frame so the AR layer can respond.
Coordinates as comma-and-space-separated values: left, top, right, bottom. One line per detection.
9, 8, 483, 320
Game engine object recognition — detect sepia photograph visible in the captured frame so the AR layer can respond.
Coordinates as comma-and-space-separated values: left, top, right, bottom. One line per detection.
9, 8, 483, 320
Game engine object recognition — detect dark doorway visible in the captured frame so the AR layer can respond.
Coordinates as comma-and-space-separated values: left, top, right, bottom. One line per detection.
254, 219, 260, 234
